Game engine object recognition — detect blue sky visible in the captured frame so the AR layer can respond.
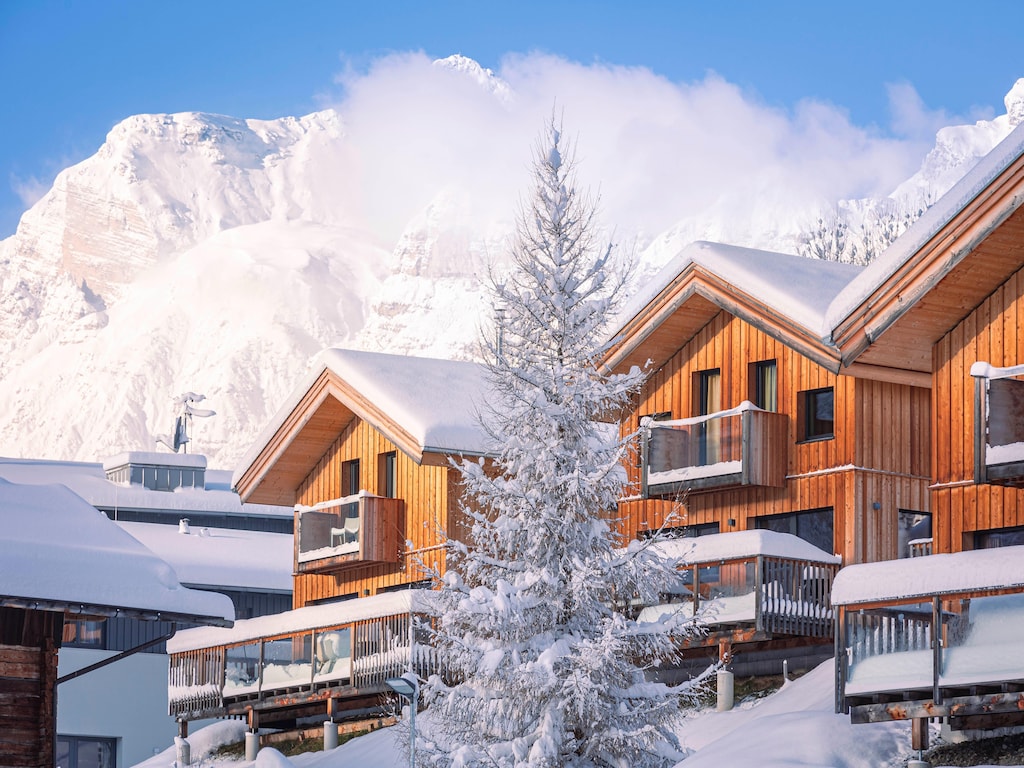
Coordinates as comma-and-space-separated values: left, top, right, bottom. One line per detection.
2, 0, 1023, 239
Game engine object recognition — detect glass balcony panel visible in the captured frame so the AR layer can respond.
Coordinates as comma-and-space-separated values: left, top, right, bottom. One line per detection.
260, 635, 313, 692
224, 641, 261, 696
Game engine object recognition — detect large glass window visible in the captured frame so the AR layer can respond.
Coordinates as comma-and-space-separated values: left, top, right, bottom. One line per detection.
800, 387, 834, 441
974, 525, 1024, 549
898, 510, 931, 558
696, 369, 722, 464
750, 360, 778, 412
379, 452, 397, 498
56, 735, 116, 768
755, 508, 834, 555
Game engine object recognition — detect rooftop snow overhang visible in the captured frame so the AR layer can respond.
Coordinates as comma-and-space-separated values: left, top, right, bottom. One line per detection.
604, 262, 842, 378
0, 595, 233, 627
831, 138, 1024, 374
234, 365, 482, 507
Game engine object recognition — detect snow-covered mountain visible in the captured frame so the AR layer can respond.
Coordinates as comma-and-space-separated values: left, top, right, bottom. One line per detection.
2, 60, 1022, 468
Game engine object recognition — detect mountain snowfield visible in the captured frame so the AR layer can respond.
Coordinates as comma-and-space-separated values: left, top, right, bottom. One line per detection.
2, 60, 1023, 468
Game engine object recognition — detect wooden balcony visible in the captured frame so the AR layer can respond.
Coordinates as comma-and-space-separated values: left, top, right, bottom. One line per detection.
295, 492, 404, 574
167, 591, 436, 724
833, 547, 1024, 731
641, 402, 788, 497
973, 363, 1024, 487
639, 530, 840, 658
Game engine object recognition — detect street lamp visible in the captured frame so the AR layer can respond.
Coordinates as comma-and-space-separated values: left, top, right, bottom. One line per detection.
385, 672, 419, 768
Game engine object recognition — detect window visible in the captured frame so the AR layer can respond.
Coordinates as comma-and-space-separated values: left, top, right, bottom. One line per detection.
62, 619, 105, 648
378, 452, 397, 498
898, 510, 931, 558
750, 360, 778, 412
56, 735, 116, 768
755, 508, 834, 555
341, 459, 360, 497
974, 525, 1024, 549
799, 387, 834, 441
695, 369, 721, 464
640, 521, 720, 540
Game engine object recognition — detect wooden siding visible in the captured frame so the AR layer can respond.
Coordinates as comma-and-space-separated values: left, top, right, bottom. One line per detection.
293, 417, 454, 607
0, 608, 61, 768
618, 311, 930, 564
932, 264, 1024, 552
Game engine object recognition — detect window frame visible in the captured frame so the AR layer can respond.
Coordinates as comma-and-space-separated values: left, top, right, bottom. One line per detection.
799, 386, 835, 442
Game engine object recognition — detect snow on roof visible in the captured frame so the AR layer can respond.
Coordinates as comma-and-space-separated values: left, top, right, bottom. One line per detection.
234, 348, 494, 485
618, 241, 863, 341
971, 361, 1024, 379
117, 521, 292, 593
168, 589, 436, 652
0, 478, 233, 624
825, 120, 1024, 333
649, 529, 841, 566
831, 546, 1024, 606
0, 456, 292, 517
103, 451, 207, 470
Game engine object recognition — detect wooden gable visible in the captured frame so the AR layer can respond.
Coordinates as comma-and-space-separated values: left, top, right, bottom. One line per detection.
833, 151, 1024, 373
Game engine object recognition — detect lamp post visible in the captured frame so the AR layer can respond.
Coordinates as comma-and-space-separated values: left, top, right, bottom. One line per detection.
385, 672, 418, 768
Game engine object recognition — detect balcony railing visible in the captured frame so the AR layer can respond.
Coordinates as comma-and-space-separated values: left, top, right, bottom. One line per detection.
295, 492, 404, 574
641, 402, 787, 497
972, 362, 1024, 487
638, 530, 840, 643
167, 591, 437, 722
833, 547, 1024, 726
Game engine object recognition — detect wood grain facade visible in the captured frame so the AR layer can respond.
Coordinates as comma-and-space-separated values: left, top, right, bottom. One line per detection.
291, 418, 460, 607
833, 136, 1024, 557
617, 310, 930, 565
234, 351, 489, 611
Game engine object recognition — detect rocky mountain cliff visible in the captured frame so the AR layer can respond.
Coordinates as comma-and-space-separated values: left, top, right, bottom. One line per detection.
2, 62, 1021, 468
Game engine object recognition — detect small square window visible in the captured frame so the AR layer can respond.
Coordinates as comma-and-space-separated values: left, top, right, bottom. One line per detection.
800, 387, 834, 441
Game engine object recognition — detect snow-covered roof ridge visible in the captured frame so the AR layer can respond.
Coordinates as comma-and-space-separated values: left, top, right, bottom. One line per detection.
825, 119, 1024, 333
619, 240, 863, 341
168, 589, 437, 653
831, 546, 1024, 606
0, 478, 234, 625
234, 347, 495, 487
649, 529, 841, 566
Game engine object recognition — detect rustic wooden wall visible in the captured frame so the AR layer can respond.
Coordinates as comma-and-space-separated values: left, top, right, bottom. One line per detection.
0, 608, 61, 768
617, 311, 930, 564
293, 418, 454, 608
932, 264, 1024, 552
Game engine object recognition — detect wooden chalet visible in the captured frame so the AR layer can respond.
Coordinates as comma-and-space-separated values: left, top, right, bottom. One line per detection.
168, 349, 493, 734
828, 120, 1024, 740
0, 479, 232, 768
605, 241, 932, 568
832, 120, 1024, 556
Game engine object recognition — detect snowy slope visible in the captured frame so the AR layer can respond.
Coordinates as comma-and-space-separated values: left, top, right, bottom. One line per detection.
2, 64, 1022, 467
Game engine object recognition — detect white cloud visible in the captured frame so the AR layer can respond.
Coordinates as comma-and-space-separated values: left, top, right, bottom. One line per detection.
328, 52, 939, 247
11, 172, 50, 208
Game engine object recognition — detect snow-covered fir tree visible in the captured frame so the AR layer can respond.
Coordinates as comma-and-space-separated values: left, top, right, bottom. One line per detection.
418, 121, 703, 768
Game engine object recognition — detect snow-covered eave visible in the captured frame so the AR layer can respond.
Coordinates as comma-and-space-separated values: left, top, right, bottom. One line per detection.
167, 589, 436, 653
604, 245, 847, 377
831, 545, 1024, 606
0, 595, 232, 628
828, 122, 1024, 366
649, 529, 841, 567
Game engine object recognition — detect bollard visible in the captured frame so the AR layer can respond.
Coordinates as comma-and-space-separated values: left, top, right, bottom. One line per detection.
174, 736, 190, 766
324, 720, 339, 750
245, 731, 260, 761
716, 668, 734, 712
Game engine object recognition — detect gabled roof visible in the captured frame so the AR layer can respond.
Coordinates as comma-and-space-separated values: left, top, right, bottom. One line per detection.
605, 241, 862, 376
828, 121, 1024, 372
234, 348, 493, 506
0, 479, 234, 626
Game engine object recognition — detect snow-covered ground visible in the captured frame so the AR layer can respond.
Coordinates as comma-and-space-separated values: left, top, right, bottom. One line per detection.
132, 660, 1001, 768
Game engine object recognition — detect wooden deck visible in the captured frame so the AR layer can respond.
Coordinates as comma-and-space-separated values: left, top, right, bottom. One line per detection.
642, 531, 839, 661
167, 592, 436, 727
833, 548, 1024, 731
